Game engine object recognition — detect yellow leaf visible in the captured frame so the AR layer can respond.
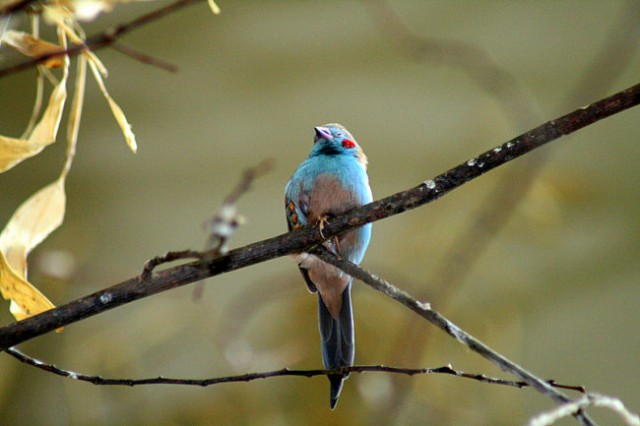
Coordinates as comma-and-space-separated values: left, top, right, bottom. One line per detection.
1, 30, 65, 68
61, 54, 86, 178
0, 179, 65, 324
27, 72, 68, 144
87, 56, 137, 152
208, 0, 221, 14
0, 37, 69, 173
0, 135, 51, 173
0, 251, 56, 321
50, 14, 109, 77
0, 179, 66, 278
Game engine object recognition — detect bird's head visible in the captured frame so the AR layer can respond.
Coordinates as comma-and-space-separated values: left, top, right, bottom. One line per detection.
311, 123, 368, 168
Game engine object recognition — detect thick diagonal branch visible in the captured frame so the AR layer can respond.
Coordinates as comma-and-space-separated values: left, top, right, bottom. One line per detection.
0, 82, 638, 352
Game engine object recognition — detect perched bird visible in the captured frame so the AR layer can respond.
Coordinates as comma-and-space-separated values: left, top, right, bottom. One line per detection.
285, 123, 372, 409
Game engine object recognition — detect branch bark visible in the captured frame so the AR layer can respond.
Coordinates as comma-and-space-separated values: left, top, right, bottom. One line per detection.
4, 346, 584, 391
0, 81, 638, 351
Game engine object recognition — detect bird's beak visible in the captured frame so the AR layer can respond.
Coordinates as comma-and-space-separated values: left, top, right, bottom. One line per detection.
314, 126, 332, 141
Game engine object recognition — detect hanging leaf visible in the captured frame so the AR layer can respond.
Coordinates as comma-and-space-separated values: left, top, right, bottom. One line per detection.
208, 0, 221, 14
0, 37, 69, 173
0, 251, 56, 321
0, 179, 66, 278
1, 30, 66, 68
87, 56, 137, 152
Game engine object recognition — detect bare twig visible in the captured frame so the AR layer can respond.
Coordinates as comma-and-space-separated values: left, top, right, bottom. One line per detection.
0, 82, 638, 351
111, 42, 178, 73
3, 346, 584, 392
204, 158, 274, 255
312, 247, 594, 426
142, 159, 273, 286
0, 0, 207, 79
141, 250, 203, 282
194, 159, 274, 299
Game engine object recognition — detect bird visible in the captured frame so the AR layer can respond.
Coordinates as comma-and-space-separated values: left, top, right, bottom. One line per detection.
284, 123, 372, 409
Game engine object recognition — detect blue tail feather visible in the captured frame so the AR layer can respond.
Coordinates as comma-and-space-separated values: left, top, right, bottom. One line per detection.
318, 283, 354, 409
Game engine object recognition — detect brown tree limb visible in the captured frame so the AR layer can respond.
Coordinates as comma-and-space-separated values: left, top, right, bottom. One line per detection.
0, 81, 638, 352
3, 346, 585, 392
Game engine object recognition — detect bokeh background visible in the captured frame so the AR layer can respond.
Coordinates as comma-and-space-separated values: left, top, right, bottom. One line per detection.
1, 1, 639, 424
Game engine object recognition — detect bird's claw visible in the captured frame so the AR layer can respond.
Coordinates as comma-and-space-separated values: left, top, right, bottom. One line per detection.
318, 216, 330, 239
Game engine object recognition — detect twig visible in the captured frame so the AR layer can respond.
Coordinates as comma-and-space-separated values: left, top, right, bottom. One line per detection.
192, 159, 274, 299
3, 346, 584, 392
204, 158, 274, 255
141, 160, 273, 285
0, 0, 207, 79
311, 247, 594, 426
141, 250, 203, 282
111, 42, 178, 73
0, 82, 638, 351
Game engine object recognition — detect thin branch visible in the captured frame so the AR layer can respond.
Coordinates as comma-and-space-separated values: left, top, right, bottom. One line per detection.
311, 247, 593, 426
110, 42, 178, 73
141, 250, 203, 282
0, 81, 638, 351
143, 160, 273, 285
203, 158, 274, 255
0, 0, 207, 79
312, 248, 564, 399
4, 346, 585, 392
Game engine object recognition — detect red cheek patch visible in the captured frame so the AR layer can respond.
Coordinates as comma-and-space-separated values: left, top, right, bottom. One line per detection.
342, 139, 356, 149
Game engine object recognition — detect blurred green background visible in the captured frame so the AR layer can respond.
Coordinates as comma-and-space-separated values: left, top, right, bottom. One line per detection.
1, 1, 639, 424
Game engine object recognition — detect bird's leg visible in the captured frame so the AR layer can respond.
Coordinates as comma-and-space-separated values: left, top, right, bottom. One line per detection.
317, 215, 344, 259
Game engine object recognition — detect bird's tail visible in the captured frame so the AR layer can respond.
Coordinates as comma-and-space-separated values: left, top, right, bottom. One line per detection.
318, 283, 355, 410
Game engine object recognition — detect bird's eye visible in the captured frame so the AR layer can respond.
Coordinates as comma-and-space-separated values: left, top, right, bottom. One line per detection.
342, 139, 356, 149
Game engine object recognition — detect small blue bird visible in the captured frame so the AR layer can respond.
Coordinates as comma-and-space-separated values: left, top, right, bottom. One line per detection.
285, 123, 372, 409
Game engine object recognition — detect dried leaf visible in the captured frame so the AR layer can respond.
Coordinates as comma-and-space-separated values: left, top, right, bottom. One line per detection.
20, 15, 47, 140
0, 37, 69, 173
87, 56, 137, 152
26, 70, 68, 145
0, 179, 66, 277
0, 135, 52, 173
0, 179, 65, 323
0, 251, 56, 321
208, 0, 221, 14
21, 72, 45, 139
46, 8, 109, 77
62, 54, 86, 177
1, 30, 65, 68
